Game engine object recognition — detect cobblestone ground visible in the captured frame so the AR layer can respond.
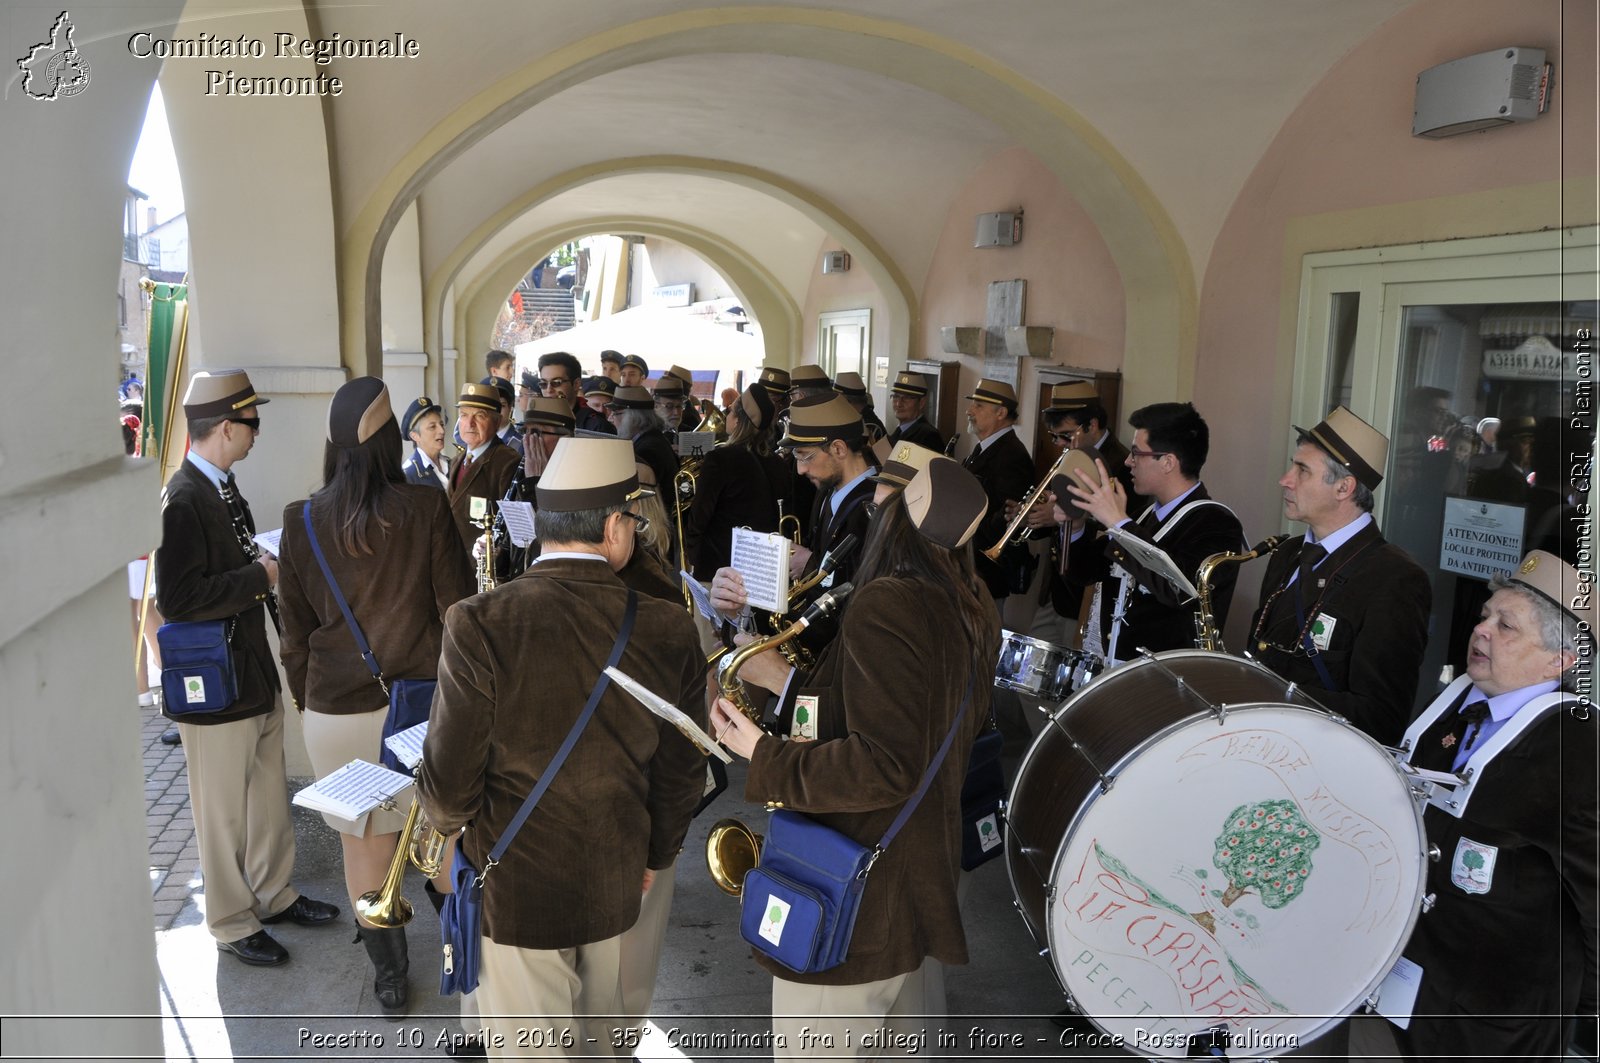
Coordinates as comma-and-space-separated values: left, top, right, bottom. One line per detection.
140, 699, 201, 930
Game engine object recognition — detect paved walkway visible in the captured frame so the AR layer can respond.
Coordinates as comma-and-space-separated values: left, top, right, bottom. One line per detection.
142, 701, 200, 930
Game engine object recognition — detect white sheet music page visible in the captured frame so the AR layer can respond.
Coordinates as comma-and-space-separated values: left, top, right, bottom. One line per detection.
729, 527, 791, 613
384, 720, 429, 770
253, 527, 283, 557
292, 759, 413, 820
680, 570, 718, 621
1374, 955, 1422, 1028
499, 501, 537, 547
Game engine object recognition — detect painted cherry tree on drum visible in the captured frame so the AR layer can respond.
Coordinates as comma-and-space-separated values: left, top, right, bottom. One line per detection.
1193, 799, 1321, 933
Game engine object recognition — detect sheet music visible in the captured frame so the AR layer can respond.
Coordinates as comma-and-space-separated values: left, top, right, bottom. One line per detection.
500, 501, 537, 547
604, 666, 733, 763
1106, 526, 1200, 600
679, 570, 719, 621
253, 527, 283, 557
675, 431, 716, 458
383, 720, 429, 770
292, 759, 413, 821
730, 527, 791, 613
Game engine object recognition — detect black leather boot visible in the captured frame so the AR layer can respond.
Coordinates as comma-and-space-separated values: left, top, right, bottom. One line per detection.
357, 925, 409, 1017
424, 879, 448, 916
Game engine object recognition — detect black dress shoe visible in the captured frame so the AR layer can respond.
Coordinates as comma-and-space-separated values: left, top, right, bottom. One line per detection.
443, 1032, 485, 1058
217, 929, 289, 966
160, 729, 181, 745
261, 895, 341, 927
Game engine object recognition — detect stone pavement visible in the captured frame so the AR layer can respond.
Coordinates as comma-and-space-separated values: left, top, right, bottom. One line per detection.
142, 700, 200, 930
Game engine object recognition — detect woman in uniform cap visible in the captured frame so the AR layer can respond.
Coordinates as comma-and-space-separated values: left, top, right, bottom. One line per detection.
712, 457, 1001, 1056
275, 377, 475, 1017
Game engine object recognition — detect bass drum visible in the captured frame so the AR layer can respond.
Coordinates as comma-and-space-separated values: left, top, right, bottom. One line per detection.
1005, 650, 1427, 1057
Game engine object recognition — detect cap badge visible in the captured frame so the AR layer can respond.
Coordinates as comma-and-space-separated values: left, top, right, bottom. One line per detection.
895, 445, 912, 462
1520, 555, 1539, 575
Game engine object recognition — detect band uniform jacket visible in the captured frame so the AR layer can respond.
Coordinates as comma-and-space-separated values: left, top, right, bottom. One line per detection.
1398, 690, 1598, 1061
963, 429, 1037, 599
684, 443, 777, 580
1040, 434, 1141, 619
276, 487, 474, 714
887, 416, 944, 453
1075, 484, 1245, 659
404, 448, 450, 490
747, 577, 1000, 986
155, 460, 280, 724
1250, 522, 1431, 745
417, 558, 708, 951
575, 404, 618, 436
447, 436, 520, 552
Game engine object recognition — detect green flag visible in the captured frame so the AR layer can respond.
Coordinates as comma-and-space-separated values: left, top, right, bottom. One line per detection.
142, 280, 188, 462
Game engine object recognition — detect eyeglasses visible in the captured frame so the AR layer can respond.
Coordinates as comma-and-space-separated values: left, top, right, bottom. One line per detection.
863, 500, 881, 521
226, 416, 261, 433
538, 377, 571, 391
1127, 447, 1169, 461
791, 448, 822, 465
1048, 430, 1081, 445
620, 510, 650, 535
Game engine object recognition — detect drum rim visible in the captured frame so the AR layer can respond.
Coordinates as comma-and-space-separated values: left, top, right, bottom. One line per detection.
1004, 665, 1433, 1056
998, 629, 1077, 655
1033, 701, 1430, 1055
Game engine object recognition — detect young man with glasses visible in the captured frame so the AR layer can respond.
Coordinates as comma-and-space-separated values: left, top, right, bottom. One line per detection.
1065, 401, 1245, 667
538, 350, 616, 435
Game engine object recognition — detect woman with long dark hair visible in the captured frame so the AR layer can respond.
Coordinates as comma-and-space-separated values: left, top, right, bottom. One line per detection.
277, 377, 473, 1016
682, 385, 780, 580
711, 456, 1000, 1056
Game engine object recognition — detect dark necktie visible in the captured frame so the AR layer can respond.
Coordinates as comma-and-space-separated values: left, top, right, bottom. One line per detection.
1454, 699, 1491, 756
455, 454, 474, 487
1292, 543, 1327, 612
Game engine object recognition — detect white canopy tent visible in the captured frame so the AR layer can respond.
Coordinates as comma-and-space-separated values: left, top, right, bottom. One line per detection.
513, 305, 765, 387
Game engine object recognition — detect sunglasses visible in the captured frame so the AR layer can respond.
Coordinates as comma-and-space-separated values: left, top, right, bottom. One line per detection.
1048, 430, 1081, 444
538, 378, 571, 390
225, 416, 261, 432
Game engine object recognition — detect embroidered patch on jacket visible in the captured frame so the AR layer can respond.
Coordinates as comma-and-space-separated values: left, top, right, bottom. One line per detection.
791, 695, 819, 740
1450, 836, 1498, 895
1309, 613, 1338, 652
759, 894, 791, 945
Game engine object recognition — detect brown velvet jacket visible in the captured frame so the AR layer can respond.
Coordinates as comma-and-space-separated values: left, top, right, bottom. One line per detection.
746, 576, 999, 985
276, 486, 474, 714
447, 436, 520, 552
418, 556, 708, 950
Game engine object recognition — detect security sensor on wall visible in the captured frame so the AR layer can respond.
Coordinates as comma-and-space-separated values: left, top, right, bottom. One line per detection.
974, 211, 1022, 248
821, 251, 851, 274
1413, 47, 1551, 138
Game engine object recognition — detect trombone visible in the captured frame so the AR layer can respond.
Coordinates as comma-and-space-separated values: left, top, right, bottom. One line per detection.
980, 449, 1072, 563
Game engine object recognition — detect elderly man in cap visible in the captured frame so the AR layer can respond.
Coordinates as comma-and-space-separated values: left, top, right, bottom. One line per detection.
479, 376, 524, 459
1250, 407, 1431, 745
1390, 550, 1596, 1063
538, 351, 616, 436
651, 373, 691, 435
582, 375, 618, 418
419, 437, 708, 1060
885, 371, 944, 452
757, 366, 792, 409
662, 364, 701, 431
402, 395, 451, 489
618, 353, 649, 389
609, 385, 680, 501
449, 381, 522, 552
962, 378, 1038, 607
787, 363, 834, 405
155, 370, 339, 965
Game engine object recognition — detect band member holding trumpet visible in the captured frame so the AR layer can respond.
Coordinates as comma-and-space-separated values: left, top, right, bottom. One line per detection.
1250, 408, 1431, 745
962, 378, 1037, 606
277, 377, 474, 1013
711, 457, 1000, 1056
1067, 401, 1245, 665
419, 438, 708, 1060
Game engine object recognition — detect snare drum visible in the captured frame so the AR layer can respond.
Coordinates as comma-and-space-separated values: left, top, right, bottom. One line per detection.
1006, 650, 1427, 1057
994, 630, 1102, 701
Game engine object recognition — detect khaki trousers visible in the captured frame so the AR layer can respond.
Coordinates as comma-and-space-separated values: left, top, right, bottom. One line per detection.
772, 966, 930, 1059
618, 860, 676, 1031
478, 932, 625, 1060
178, 703, 298, 942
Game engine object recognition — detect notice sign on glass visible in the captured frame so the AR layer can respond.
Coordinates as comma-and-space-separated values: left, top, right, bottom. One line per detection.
1439, 496, 1525, 581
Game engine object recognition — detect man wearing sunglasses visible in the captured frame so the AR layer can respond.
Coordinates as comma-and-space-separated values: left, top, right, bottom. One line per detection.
155, 370, 340, 967
1067, 401, 1245, 667
538, 350, 616, 435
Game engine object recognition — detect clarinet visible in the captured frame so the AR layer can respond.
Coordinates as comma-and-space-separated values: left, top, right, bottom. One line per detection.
223, 484, 282, 635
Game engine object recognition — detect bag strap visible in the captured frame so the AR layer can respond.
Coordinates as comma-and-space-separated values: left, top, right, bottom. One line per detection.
481, 589, 639, 877
301, 502, 387, 695
873, 674, 974, 860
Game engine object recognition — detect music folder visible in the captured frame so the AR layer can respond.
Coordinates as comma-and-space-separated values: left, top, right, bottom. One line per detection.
604, 666, 733, 763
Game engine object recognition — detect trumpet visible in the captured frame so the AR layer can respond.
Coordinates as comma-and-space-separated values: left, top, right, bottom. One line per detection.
776, 499, 802, 545
355, 776, 450, 929
716, 583, 854, 724
1194, 536, 1286, 652
980, 449, 1073, 563
673, 464, 698, 611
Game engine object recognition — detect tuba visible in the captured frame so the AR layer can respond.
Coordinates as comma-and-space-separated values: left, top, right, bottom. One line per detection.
1193, 536, 1286, 651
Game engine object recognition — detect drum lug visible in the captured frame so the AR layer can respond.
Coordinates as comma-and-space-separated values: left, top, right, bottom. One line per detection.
1284, 681, 1299, 701
1420, 892, 1436, 913
1427, 843, 1441, 862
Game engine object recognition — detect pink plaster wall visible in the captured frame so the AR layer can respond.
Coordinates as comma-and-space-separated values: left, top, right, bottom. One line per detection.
1194, 0, 1594, 612
915, 146, 1126, 442
799, 236, 893, 397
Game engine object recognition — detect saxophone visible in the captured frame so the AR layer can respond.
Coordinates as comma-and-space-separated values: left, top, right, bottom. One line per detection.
1194, 536, 1286, 651
472, 497, 497, 593
716, 583, 854, 725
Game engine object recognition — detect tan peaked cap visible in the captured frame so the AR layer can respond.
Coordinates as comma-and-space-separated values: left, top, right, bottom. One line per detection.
522, 396, 576, 430
1045, 381, 1099, 413
872, 440, 940, 489
182, 369, 270, 420
1507, 550, 1597, 639
535, 437, 652, 512
457, 381, 501, 413
967, 377, 1019, 411
903, 456, 988, 549
779, 394, 863, 448
1295, 406, 1388, 490
890, 371, 929, 398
